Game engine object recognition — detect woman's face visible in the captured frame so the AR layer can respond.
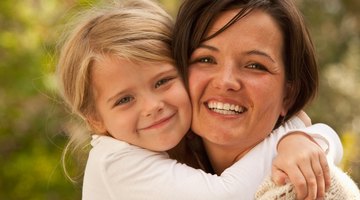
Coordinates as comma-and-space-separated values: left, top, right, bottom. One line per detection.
188, 9, 288, 149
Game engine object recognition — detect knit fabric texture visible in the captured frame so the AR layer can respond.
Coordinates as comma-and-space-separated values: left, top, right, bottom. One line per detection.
255, 166, 360, 200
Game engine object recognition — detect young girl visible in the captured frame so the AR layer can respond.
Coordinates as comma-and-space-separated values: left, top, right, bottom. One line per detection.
56, 0, 343, 199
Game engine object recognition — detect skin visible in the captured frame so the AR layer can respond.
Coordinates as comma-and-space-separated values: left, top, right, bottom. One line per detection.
89, 55, 191, 152
188, 9, 328, 199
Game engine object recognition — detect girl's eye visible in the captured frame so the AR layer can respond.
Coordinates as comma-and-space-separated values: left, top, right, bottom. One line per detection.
155, 77, 174, 88
115, 96, 134, 106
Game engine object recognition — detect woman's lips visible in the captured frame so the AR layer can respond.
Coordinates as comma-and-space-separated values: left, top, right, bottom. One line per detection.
206, 100, 247, 115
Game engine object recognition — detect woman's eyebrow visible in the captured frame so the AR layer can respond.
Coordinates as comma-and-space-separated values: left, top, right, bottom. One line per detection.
245, 50, 275, 63
196, 45, 276, 64
197, 44, 219, 52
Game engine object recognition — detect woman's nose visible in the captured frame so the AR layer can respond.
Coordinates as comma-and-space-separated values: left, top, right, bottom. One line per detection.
212, 64, 241, 91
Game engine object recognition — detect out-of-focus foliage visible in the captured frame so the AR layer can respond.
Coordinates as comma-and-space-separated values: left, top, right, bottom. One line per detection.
299, 0, 360, 182
0, 0, 358, 199
0, 0, 83, 199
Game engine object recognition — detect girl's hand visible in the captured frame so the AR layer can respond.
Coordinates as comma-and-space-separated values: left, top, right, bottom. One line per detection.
272, 133, 330, 200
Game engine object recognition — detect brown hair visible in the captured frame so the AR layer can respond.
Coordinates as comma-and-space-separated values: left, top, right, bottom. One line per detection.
173, 0, 318, 123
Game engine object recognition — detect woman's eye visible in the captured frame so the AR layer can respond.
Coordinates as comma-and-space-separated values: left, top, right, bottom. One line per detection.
115, 96, 134, 106
247, 63, 267, 71
191, 56, 216, 64
155, 77, 174, 88
197, 56, 216, 64
199, 57, 213, 63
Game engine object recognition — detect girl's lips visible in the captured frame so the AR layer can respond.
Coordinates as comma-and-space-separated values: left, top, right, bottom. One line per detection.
139, 113, 175, 130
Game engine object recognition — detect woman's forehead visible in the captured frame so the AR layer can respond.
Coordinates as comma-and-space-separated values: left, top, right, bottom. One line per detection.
206, 9, 282, 43
206, 9, 241, 36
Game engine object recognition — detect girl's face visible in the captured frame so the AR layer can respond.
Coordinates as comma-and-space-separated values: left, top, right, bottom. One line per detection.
89, 55, 191, 151
188, 9, 288, 150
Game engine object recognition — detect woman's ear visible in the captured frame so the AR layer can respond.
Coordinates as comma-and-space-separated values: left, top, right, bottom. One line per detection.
86, 114, 106, 134
281, 82, 293, 117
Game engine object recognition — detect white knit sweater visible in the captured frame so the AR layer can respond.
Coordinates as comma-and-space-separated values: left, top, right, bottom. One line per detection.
255, 166, 360, 200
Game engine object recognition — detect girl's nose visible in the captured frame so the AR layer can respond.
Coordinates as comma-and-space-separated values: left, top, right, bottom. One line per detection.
141, 94, 165, 117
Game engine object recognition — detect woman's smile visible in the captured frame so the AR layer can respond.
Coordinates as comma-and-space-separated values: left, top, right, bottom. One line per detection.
206, 101, 247, 115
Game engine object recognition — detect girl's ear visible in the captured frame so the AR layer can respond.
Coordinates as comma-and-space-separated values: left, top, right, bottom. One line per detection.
86, 114, 106, 134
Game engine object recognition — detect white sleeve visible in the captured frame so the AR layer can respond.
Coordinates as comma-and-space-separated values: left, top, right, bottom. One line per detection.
100, 145, 263, 200
83, 119, 343, 200
84, 136, 272, 200
282, 117, 343, 165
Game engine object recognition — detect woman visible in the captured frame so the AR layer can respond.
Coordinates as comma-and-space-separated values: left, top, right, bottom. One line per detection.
171, 0, 348, 199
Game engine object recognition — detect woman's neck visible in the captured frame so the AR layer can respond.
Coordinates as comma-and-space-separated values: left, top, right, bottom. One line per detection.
203, 140, 256, 175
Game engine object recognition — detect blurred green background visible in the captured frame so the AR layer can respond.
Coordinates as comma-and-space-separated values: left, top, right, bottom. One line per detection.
0, 0, 359, 199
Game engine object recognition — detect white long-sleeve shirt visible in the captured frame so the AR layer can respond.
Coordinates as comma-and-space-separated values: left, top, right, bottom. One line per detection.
82, 117, 343, 200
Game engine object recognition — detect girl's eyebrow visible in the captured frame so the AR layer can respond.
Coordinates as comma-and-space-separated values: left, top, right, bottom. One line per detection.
107, 90, 126, 105
245, 50, 275, 63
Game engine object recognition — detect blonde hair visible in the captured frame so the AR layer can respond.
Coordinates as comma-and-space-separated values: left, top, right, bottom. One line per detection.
56, 0, 174, 182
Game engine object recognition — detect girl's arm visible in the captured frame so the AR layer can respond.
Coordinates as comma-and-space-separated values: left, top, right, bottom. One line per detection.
272, 116, 343, 200
84, 135, 268, 200
83, 117, 342, 200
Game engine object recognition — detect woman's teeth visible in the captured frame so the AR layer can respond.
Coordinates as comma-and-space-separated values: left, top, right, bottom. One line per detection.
207, 101, 246, 114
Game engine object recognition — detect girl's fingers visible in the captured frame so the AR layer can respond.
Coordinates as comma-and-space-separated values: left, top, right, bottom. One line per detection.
311, 155, 326, 198
271, 166, 288, 185
319, 153, 331, 191
286, 165, 308, 199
